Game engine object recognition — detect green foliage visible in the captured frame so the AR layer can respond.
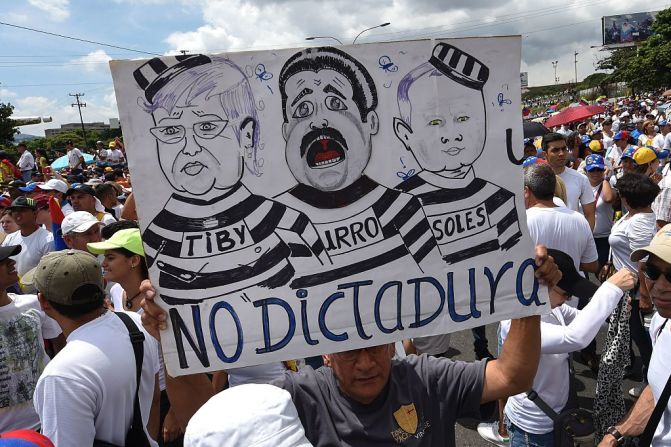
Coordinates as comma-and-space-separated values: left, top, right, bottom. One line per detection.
598, 8, 671, 91
0, 103, 18, 146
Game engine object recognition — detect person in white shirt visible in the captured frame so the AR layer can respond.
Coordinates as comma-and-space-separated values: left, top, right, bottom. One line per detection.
15, 143, 35, 183
106, 141, 125, 166
598, 225, 671, 446
504, 249, 636, 444
33, 250, 160, 446
1, 196, 54, 279
602, 118, 615, 153
0, 244, 64, 433
65, 140, 85, 173
65, 184, 116, 225
655, 120, 669, 150
542, 133, 596, 230
584, 154, 617, 269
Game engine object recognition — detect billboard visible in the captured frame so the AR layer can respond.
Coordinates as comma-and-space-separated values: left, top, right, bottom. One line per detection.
520, 72, 529, 88
602, 11, 658, 48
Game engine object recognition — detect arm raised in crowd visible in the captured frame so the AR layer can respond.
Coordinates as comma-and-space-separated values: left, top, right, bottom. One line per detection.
480, 245, 561, 403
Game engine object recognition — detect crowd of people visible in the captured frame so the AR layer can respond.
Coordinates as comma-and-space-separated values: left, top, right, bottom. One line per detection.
1, 94, 671, 447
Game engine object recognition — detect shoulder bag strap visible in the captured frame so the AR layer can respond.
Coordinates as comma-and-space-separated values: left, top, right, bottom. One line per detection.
639, 319, 671, 447
527, 389, 560, 421
594, 182, 604, 204
114, 312, 151, 447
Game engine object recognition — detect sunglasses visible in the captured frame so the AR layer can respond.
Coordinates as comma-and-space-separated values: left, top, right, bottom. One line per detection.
643, 262, 671, 282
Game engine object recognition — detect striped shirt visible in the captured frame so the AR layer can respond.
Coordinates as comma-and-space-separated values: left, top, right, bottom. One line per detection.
143, 182, 328, 304
396, 169, 522, 264
275, 176, 440, 288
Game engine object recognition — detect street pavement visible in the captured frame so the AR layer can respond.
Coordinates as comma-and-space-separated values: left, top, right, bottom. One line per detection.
449, 322, 642, 446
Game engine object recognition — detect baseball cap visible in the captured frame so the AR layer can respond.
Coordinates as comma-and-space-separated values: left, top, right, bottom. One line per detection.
547, 249, 598, 300
38, 179, 68, 194
588, 140, 604, 153
0, 245, 21, 262
659, 150, 670, 160
613, 130, 630, 141
184, 384, 313, 447
33, 250, 104, 305
522, 156, 547, 168
66, 184, 95, 197
619, 111, 630, 118
18, 182, 40, 193
0, 429, 54, 447
7, 180, 26, 189
96, 140, 103, 145
581, 135, 591, 145
87, 228, 144, 256
64, 140, 73, 145
0, 196, 11, 208
632, 224, 671, 264
659, 119, 669, 127
104, 166, 114, 173
61, 211, 101, 236
108, 141, 116, 148
621, 146, 637, 160
7, 196, 37, 211
585, 154, 606, 171
633, 146, 658, 165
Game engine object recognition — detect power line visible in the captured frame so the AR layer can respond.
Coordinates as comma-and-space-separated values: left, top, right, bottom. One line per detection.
0, 21, 162, 57
2, 82, 110, 88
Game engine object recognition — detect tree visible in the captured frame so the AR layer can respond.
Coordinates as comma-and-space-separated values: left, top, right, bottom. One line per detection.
598, 8, 671, 91
0, 102, 18, 146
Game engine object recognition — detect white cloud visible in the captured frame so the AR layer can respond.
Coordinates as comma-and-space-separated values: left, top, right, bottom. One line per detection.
0, 89, 18, 99
70, 50, 113, 74
27, 0, 70, 21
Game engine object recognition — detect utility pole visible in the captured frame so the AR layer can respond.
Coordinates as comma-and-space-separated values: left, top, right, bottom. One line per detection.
179, 50, 189, 55
70, 93, 88, 150
552, 60, 559, 85
573, 51, 579, 84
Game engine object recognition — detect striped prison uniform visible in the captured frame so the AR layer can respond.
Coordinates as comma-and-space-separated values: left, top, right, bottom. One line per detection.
275, 176, 440, 289
142, 182, 329, 304
396, 169, 522, 264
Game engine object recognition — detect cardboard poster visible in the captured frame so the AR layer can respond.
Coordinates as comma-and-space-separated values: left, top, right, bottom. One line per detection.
110, 36, 548, 376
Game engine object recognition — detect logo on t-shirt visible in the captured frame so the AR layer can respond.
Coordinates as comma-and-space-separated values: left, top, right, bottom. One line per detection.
390, 403, 431, 443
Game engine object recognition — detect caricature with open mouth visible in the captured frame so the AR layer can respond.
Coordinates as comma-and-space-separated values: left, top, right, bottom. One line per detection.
303, 127, 348, 170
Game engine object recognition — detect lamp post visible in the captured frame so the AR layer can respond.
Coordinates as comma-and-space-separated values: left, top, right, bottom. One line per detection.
306, 22, 390, 46
552, 60, 559, 85
305, 36, 344, 45
352, 22, 390, 44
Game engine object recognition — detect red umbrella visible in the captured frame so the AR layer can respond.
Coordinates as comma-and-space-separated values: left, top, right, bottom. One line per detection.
544, 105, 605, 128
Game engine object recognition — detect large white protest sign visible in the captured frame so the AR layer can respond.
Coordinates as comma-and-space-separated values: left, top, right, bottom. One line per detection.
110, 35, 548, 376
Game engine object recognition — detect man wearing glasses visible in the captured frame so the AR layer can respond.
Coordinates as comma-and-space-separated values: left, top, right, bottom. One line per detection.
542, 132, 596, 230
133, 54, 329, 303
599, 225, 671, 446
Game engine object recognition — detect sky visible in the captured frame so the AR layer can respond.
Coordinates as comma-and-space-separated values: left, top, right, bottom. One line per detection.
0, 0, 662, 138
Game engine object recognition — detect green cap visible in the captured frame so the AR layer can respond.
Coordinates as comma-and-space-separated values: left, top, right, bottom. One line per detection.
87, 228, 144, 256
34, 250, 104, 305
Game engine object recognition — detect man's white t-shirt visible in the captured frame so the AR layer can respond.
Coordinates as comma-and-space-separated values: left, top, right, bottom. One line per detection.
558, 168, 594, 213
649, 313, 671, 444
17, 151, 35, 171
653, 133, 666, 151
664, 133, 671, 151
602, 134, 614, 153
0, 294, 61, 432
34, 311, 159, 447
67, 148, 83, 169
526, 206, 598, 272
106, 149, 125, 164
2, 228, 54, 277
608, 212, 656, 272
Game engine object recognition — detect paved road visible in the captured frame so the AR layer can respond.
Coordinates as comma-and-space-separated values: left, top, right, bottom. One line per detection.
448, 323, 642, 446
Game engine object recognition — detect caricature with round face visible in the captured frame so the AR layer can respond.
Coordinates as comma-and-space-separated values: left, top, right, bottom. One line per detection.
279, 48, 379, 192
393, 43, 522, 264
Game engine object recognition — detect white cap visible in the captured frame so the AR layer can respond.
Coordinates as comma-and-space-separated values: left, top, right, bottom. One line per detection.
62, 211, 101, 235
184, 384, 312, 447
38, 179, 68, 194
619, 111, 630, 118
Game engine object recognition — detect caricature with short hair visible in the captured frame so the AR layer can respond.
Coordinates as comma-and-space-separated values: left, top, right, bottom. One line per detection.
274, 46, 441, 288
393, 43, 521, 263
133, 54, 328, 303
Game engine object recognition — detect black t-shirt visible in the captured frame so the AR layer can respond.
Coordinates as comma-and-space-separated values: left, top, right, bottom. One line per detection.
274, 355, 486, 446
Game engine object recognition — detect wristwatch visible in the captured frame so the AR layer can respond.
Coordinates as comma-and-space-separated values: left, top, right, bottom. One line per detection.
606, 425, 625, 445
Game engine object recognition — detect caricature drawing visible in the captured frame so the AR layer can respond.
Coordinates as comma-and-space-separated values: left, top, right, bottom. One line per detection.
273, 46, 441, 288
133, 54, 329, 303
393, 43, 522, 264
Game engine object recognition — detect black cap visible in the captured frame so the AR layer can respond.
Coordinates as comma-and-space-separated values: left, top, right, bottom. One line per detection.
7, 180, 26, 189
66, 184, 96, 197
64, 140, 73, 145
547, 249, 599, 300
0, 245, 21, 262
7, 196, 37, 211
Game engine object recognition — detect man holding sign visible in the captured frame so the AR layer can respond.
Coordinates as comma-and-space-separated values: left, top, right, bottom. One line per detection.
140, 246, 559, 446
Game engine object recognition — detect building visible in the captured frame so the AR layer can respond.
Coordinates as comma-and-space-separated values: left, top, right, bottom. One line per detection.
44, 122, 111, 137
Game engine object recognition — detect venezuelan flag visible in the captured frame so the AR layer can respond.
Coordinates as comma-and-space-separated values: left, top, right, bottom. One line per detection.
49, 197, 67, 250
